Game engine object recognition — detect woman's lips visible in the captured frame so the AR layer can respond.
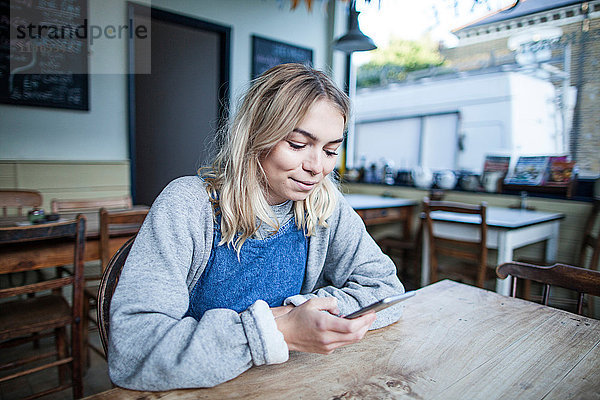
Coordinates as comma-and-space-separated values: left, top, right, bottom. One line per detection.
291, 178, 318, 191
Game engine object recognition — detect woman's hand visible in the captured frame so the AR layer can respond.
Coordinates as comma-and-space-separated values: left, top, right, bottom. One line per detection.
274, 297, 376, 354
271, 304, 294, 318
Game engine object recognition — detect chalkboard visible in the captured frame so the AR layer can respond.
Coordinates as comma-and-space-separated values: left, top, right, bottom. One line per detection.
251, 35, 313, 78
0, 0, 89, 110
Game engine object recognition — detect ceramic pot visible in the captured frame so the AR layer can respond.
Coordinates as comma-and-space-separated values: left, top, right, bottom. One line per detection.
412, 167, 434, 189
481, 171, 504, 192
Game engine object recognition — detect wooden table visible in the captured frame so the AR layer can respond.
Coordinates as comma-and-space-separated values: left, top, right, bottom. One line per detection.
0, 207, 148, 271
421, 207, 565, 295
345, 194, 417, 241
86, 280, 600, 400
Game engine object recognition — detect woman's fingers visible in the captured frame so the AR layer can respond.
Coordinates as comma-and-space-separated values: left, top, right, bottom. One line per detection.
303, 296, 340, 316
325, 312, 375, 334
306, 313, 375, 354
304, 297, 376, 334
275, 298, 376, 354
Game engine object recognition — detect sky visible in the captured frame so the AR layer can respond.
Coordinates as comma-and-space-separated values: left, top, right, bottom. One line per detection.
353, 0, 517, 64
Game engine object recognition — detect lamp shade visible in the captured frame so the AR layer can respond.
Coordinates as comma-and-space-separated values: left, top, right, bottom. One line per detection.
333, 5, 376, 53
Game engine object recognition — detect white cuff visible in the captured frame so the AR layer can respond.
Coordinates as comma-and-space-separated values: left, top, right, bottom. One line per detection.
240, 300, 289, 366
283, 294, 315, 307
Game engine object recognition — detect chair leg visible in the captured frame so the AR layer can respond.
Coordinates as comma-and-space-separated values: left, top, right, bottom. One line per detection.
587, 294, 595, 317
82, 293, 90, 370
397, 249, 407, 278
522, 279, 531, 300
71, 320, 84, 399
56, 327, 68, 385
430, 257, 438, 283
476, 266, 486, 289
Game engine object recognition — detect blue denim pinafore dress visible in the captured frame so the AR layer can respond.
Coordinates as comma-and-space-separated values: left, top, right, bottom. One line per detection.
184, 214, 307, 320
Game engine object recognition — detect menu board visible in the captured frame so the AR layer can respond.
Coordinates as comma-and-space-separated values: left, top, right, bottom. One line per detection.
0, 0, 89, 110
251, 35, 313, 78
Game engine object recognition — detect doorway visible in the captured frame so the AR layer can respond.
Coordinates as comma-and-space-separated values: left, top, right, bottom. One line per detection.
128, 4, 230, 205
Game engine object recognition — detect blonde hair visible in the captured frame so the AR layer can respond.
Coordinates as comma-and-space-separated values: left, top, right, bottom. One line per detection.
201, 63, 350, 252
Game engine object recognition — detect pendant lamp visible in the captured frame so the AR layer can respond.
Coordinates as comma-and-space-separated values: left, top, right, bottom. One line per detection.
333, 1, 376, 53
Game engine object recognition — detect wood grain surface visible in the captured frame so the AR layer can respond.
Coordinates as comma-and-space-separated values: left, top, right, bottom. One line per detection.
0, 207, 148, 272
85, 280, 600, 400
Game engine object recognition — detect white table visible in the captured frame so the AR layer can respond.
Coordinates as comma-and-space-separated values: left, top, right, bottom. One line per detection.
343, 194, 417, 210
344, 194, 417, 228
421, 207, 565, 295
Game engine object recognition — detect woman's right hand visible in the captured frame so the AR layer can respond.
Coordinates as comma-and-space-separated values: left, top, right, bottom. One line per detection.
274, 297, 376, 354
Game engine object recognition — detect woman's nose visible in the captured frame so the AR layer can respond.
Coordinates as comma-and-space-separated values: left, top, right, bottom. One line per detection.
303, 151, 323, 175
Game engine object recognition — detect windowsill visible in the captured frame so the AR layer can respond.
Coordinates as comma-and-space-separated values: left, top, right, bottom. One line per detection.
342, 179, 597, 202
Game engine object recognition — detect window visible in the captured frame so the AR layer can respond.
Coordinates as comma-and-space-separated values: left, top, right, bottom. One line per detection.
354, 112, 459, 171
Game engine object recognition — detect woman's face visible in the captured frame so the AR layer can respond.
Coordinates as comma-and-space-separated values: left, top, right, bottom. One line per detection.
260, 99, 345, 205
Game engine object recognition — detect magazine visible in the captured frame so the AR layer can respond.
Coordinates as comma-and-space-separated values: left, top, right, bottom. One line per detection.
544, 156, 575, 187
504, 156, 549, 186
483, 155, 511, 174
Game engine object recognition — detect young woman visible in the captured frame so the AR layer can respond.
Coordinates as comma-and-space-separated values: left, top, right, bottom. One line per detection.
108, 63, 405, 390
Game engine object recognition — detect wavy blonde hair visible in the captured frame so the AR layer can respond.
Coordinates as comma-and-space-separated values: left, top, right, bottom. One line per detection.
201, 63, 350, 252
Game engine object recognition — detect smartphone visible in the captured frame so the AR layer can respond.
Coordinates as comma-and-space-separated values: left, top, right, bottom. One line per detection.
343, 291, 416, 319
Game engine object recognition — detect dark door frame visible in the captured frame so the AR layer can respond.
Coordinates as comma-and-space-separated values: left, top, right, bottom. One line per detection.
127, 2, 230, 202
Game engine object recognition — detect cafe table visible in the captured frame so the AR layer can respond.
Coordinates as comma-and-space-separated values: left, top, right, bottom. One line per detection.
86, 280, 599, 400
344, 194, 417, 244
421, 207, 565, 295
0, 206, 148, 270
344, 194, 417, 225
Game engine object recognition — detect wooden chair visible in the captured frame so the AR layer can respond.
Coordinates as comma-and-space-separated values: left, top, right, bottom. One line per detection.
50, 195, 132, 214
423, 197, 490, 288
377, 221, 422, 288
517, 198, 599, 301
99, 208, 148, 270
578, 198, 600, 271
97, 237, 136, 356
0, 217, 86, 399
496, 261, 600, 315
84, 208, 148, 361
48, 195, 137, 363
0, 189, 43, 217
0, 190, 44, 286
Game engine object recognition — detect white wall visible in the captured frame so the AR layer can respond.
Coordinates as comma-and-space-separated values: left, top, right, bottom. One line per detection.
509, 73, 563, 155
354, 71, 563, 173
0, 0, 343, 161
355, 73, 513, 121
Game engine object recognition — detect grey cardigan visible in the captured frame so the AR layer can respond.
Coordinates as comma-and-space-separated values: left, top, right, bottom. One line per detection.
108, 176, 404, 390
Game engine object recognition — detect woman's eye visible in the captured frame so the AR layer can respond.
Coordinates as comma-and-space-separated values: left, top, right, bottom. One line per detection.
325, 149, 339, 157
287, 141, 305, 150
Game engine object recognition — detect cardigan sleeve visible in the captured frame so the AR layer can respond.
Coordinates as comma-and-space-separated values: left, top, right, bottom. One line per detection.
284, 190, 405, 329
108, 177, 288, 391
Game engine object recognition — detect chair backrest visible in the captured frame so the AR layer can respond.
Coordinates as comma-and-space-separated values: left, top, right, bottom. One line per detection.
423, 197, 488, 288
0, 189, 43, 217
51, 195, 133, 214
578, 198, 600, 270
99, 207, 148, 270
97, 236, 135, 355
0, 216, 86, 315
496, 261, 600, 315
0, 215, 86, 398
